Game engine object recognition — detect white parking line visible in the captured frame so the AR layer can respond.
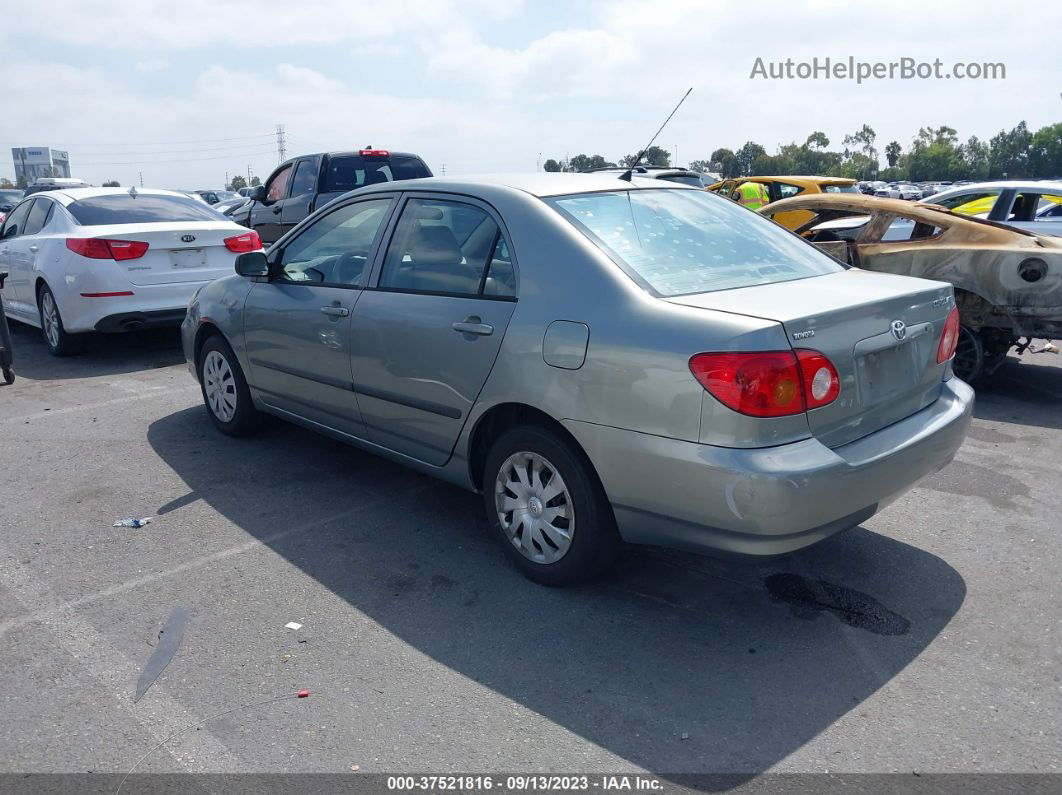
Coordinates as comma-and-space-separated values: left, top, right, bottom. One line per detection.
0, 387, 197, 425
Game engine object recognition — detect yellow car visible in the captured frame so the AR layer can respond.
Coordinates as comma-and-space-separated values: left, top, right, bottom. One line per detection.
708, 176, 859, 229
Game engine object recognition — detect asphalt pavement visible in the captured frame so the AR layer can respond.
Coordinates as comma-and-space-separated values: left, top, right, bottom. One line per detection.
0, 320, 1059, 786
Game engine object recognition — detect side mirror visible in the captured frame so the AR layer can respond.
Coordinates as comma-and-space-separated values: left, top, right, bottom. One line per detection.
249, 185, 267, 202
235, 251, 269, 277
0, 204, 11, 214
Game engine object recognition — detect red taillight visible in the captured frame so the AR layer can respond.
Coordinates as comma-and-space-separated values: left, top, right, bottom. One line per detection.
937, 306, 960, 364
358, 149, 390, 157
689, 349, 840, 418
223, 230, 262, 253
66, 238, 149, 261
690, 351, 805, 417
795, 349, 840, 409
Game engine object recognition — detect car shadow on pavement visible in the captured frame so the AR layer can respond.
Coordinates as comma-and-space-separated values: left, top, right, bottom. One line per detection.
3, 320, 184, 382
148, 407, 966, 787
973, 357, 1062, 431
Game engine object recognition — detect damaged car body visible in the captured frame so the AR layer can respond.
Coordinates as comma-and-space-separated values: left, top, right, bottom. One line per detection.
760, 194, 1062, 382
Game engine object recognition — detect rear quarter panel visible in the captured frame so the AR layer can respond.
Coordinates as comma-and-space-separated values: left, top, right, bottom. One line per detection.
459, 187, 793, 449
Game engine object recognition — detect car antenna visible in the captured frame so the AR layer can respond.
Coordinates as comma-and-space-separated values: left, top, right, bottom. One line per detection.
619, 87, 692, 182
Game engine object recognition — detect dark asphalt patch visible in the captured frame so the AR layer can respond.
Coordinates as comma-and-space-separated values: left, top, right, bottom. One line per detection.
764, 573, 910, 635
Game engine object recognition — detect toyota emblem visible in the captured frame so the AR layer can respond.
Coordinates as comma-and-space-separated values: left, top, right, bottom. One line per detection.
890, 319, 907, 341
181, 234, 196, 243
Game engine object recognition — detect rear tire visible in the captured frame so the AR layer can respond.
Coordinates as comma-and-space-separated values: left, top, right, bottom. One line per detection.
37, 284, 80, 357
483, 424, 620, 586
952, 325, 984, 383
198, 335, 262, 436
2, 366, 13, 385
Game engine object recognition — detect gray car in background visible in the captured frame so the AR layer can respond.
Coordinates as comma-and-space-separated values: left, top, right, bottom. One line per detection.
181, 174, 973, 585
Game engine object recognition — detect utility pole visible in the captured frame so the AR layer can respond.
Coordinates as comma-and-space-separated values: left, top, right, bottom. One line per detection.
138, 171, 144, 187
674, 144, 679, 168
441, 163, 446, 176
247, 164, 252, 185
276, 124, 286, 164
536, 152, 541, 171
225, 171, 229, 190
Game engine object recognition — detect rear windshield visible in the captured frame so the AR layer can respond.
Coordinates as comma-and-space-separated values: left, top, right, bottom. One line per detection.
322, 155, 430, 193
659, 174, 705, 187
67, 194, 223, 225
547, 189, 842, 297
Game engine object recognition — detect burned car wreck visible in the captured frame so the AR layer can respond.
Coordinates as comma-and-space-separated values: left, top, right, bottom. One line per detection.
760, 194, 1062, 381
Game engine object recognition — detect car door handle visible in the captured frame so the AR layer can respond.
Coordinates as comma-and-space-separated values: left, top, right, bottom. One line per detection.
452, 318, 494, 336
320, 305, 350, 317
272, 206, 282, 214
28, 245, 39, 253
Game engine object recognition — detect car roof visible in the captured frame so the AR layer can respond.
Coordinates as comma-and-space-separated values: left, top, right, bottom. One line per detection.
928, 180, 1062, 194
29, 187, 205, 206
348, 173, 696, 199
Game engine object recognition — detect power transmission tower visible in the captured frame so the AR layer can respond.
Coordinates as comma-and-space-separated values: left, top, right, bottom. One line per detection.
276, 124, 286, 164
441, 163, 446, 176
138, 171, 144, 187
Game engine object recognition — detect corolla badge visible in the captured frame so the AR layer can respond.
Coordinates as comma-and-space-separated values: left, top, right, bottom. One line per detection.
181, 234, 196, 242
890, 319, 907, 341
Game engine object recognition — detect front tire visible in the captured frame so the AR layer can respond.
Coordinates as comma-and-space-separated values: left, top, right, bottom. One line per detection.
37, 284, 79, 357
483, 425, 620, 586
198, 335, 262, 436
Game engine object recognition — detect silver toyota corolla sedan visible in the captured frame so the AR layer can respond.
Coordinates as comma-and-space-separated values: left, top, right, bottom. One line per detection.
181, 173, 973, 585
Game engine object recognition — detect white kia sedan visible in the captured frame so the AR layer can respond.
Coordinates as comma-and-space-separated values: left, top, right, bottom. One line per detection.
0, 187, 261, 355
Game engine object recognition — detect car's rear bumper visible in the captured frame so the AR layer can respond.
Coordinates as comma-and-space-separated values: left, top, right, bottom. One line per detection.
564, 377, 974, 557
94, 308, 187, 332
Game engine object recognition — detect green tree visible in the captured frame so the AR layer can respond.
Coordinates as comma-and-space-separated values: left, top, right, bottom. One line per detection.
543, 159, 562, 172
735, 141, 766, 176
101, 180, 121, 187
0, 178, 13, 188
687, 159, 714, 174
1028, 122, 1062, 178
988, 121, 1031, 178
230, 174, 248, 191
16, 175, 28, 189
805, 131, 830, 150
250, 176, 261, 187
885, 141, 902, 168
619, 145, 670, 168
709, 148, 739, 178
958, 136, 991, 181
568, 154, 617, 172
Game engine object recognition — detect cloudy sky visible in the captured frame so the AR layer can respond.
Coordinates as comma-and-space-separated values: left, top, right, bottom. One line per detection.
2, 0, 1058, 188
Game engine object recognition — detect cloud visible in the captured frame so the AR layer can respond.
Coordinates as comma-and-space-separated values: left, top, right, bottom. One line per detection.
135, 58, 169, 73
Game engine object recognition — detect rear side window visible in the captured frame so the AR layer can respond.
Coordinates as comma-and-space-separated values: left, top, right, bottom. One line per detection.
823, 184, 860, 193
67, 194, 223, 225
379, 198, 505, 296
322, 155, 430, 193
549, 189, 842, 297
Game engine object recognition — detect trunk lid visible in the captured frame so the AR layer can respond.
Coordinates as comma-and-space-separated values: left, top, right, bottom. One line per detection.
81, 222, 242, 286
668, 269, 954, 448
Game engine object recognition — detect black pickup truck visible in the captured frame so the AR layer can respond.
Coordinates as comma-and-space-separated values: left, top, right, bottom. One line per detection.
237, 149, 432, 245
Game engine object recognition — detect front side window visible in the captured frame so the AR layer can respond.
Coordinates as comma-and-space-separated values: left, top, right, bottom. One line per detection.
289, 160, 318, 197
67, 194, 222, 225
379, 198, 505, 296
549, 189, 843, 297
776, 183, 802, 199
279, 198, 393, 287
1, 201, 35, 238
266, 165, 293, 202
